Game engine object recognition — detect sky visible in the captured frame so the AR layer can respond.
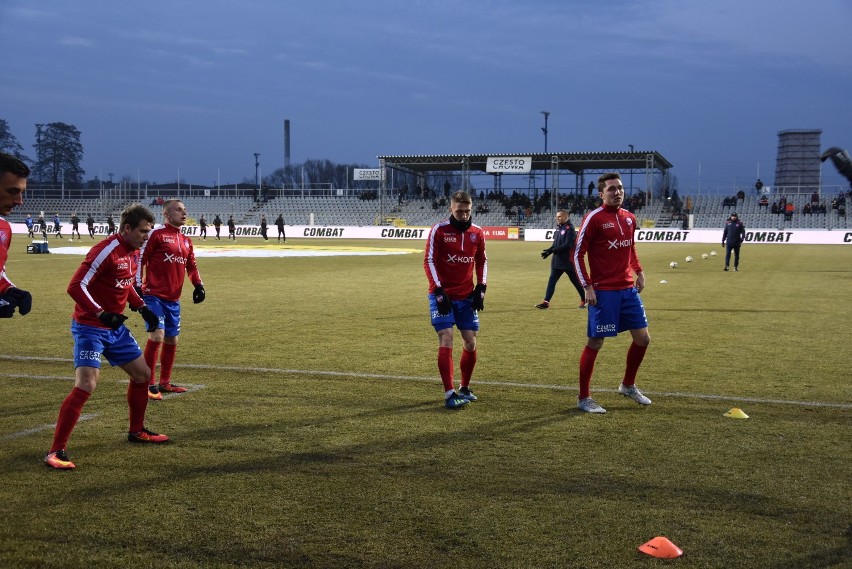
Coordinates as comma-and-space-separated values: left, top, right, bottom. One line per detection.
3, 0, 852, 193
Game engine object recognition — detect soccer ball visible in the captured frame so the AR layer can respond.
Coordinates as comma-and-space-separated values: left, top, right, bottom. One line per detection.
670, 261, 678, 268
702, 253, 709, 259
69, 238, 74, 243
685, 256, 693, 262
710, 250, 717, 256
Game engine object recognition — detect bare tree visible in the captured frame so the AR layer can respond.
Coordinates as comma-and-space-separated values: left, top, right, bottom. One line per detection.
32, 122, 85, 186
0, 119, 29, 162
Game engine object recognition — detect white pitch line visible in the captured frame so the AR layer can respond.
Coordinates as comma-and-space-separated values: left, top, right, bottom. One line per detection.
1, 413, 99, 441
2, 354, 851, 410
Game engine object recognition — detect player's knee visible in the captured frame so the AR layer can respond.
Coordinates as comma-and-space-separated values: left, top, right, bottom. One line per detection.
463, 340, 476, 352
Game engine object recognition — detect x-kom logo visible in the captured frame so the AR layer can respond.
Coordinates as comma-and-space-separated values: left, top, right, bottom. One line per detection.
607, 238, 632, 250
163, 253, 187, 264
447, 254, 475, 263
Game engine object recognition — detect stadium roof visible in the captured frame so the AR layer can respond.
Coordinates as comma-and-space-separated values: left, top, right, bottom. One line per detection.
377, 150, 673, 176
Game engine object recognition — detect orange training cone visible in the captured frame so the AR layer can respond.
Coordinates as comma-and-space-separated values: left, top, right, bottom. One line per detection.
638, 536, 684, 559
724, 408, 749, 419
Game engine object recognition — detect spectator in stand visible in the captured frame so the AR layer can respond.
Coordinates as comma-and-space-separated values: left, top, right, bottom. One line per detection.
722, 212, 745, 272
759, 195, 769, 208
803, 203, 812, 215
755, 179, 764, 194
771, 202, 779, 214
812, 191, 820, 204
736, 189, 745, 202
785, 202, 795, 220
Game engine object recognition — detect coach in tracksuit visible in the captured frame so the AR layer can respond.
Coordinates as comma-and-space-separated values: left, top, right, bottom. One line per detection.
535, 210, 585, 309
722, 212, 745, 271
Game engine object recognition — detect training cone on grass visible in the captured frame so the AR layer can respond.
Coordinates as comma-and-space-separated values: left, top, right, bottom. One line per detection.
638, 536, 684, 559
724, 407, 749, 419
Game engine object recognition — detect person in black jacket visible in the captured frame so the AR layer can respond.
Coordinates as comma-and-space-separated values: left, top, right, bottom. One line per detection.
722, 212, 746, 271
535, 210, 586, 309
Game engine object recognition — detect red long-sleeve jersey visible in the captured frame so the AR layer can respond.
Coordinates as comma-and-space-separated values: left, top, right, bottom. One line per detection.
135, 224, 202, 301
0, 218, 14, 293
424, 220, 487, 300
573, 205, 643, 290
68, 233, 145, 328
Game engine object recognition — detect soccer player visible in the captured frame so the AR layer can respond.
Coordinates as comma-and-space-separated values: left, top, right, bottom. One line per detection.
70, 211, 81, 239
275, 213, 286, 243
535, 210, 586, 310
136, 199, 205, 400
424, 190, 487, 409
199, 214, 208, 240
722, 212, 745, 271
227, 215, 236, 241
0, 153, 33, 319
52, 213, 62, 239
86, 214, 96, 239
572, 172, 651, 414
45, 204, 167, 470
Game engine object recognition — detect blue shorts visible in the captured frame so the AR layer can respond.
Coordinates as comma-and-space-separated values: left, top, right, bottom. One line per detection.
428, 294, 480, 332
143, 295, 181, 337
587, 288, 648, 338
71, 320, 142, 368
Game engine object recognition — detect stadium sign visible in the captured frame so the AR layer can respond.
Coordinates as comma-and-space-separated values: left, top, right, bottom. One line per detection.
353, 168, 383, 181
486, 157, 531, 174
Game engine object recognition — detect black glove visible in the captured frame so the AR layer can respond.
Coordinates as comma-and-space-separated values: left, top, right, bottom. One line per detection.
193, 284, 206, 304
471, 283, 487, 311
0, 287, 32, 317
139, 306, 160, 332
433, 287, 452, 316
134, 285, 144, 299
541, 249, 552, 259
98, 311, 128, 330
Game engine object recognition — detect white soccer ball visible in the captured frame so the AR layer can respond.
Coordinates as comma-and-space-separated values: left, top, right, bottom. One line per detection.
670, 261, 678, 268
685, 256, 693, 262
702, 253, 709, 259
710, 250, 717, 256
69, 238, 74, 243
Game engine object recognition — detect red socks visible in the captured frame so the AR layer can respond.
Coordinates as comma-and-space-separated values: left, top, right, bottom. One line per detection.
143, 340, 160, 386
51, 387, 90, 453
460, 349, 477, 388
437, 347, 454, 392
578, 345, 599, 400
623, 342, 648, 387
127, 380, 149, 433
159, 343, 177, 385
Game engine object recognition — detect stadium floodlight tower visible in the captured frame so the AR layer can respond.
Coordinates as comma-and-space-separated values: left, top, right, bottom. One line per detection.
540, 111, 550, 153
254, 153, 261, 193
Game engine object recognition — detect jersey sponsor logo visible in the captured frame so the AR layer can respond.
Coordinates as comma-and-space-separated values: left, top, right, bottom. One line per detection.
163, 253, 188, 264
443, 234, 458, 243
163, 236, 176, 244
596, 323, 617, 334
607, 238, 632, 250
447, 253, 475, 263
115, 277, 134, 288
116, 261, 129, 271
601, 222, 615, 230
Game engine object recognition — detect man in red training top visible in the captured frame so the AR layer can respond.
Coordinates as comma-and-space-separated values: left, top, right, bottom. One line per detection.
0, 152, 32, 319
424, 191, 487, 409
45, 204, 167, 470
136, 199, 205, 400
572, 172, 652, 414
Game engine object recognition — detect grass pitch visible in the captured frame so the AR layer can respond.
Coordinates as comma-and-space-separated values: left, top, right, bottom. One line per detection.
1, 237, 850, 568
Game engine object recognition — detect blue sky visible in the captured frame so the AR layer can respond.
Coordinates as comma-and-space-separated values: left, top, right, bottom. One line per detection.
3, 0, 851, 192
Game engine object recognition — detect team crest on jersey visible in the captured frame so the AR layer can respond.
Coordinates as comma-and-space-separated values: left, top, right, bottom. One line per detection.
0, 231, 7, 246
626, 218, 633, 226
470, 234, 477, 243
560, 229, 566, 235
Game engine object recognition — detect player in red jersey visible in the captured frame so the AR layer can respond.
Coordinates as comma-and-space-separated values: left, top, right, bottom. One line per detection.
424, 191, 488, 409
0, 153, 32, 319
45, 205, 167, 470
136, 199, 205, 400
572, 173, 652, 413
